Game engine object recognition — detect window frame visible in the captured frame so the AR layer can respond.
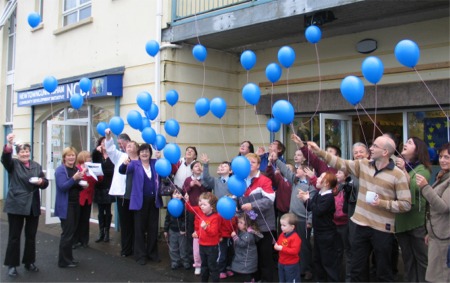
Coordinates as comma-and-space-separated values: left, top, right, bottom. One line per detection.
62, 0, 91, 27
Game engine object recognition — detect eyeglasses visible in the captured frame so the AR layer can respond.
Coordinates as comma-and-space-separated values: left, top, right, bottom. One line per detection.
371, 143, 386, 150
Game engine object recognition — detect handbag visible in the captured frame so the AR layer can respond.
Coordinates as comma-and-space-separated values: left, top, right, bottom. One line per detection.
159, 177, 179, 196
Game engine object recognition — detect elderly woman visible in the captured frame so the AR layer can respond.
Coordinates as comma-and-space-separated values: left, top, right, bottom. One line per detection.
416, 142, 450, 283
55, 147, 87, 268
2, 133, 48, 277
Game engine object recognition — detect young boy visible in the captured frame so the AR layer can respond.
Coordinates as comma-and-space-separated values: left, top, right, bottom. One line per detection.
274, 213, 302, 283
163, 189, 190, 270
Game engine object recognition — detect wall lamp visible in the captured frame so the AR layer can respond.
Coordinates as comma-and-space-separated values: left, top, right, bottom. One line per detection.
304, 11, 336, 27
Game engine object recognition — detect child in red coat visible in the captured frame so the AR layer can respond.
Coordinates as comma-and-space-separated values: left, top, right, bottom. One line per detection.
274, 213, 302, 283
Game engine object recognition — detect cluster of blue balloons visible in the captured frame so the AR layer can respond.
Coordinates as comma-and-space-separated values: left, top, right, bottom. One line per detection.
216, 156, 251, 220
27, 12, 41, 28
194, 97, 227, 119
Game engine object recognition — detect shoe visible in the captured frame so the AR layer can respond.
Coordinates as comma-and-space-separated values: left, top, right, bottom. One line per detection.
59, 263, 77, 268
24, 263, 39, 272
8, 266, 18, 277
71, 260, 79, 264
304, 271, 313, 280
137, 258, 147, 265
220, 272, 227, 279
226, 270, 234, 277
194, 267, 201, 275
171, 264, 179, 270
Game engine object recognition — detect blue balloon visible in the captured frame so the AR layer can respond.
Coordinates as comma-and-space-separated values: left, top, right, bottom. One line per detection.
109, 116, 124, 136
141, 127, 156, 144
146, 103, 159, 120
428, 147, 437, 162
70, 93, 83, 110
210, 97, 227, 119
166, 90, 179, 106
267, 118, 281, 132
140, 117, 151, 131
164, 119, 180, 137
155, 158, 172, 177
195, 98, 210, 117
27, 12, 41, 28
362, 56, 384, 84
192, 44, 207, 62
231, 156, 251, 180
240, 50, 257, 71
167, 198, 184, 217
127, 110, 143, 130
164, 143, 181, 164
242, 83, 261, 105
137, 91, 152, 111
305, 25, 322, 44
272, 100, 295, 125
145, 40, 160, 57
43, 76, 58, 93
227, 175, 246, 197
96, 122, 108, 136
395, 39, 420, 68
79, 77, 92, 93
340, 76, 365, 106
278, 46, 296, 68
217, 196, 237, 220
154, 134, 166, 151
265, 63, 282, 83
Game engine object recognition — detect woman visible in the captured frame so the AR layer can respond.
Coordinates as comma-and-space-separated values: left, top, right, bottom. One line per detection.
92, 137, 115, 243
73, 151, 100, 249
395, 137, 431, 282
2, 133, 48, 277
55, 147, 86, 268
416, 142, 450, 283
241, 153, 276, 282
119, 143, 162, 265
238, 140, 254, 156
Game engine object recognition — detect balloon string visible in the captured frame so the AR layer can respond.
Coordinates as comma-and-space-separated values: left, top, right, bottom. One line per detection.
184, 200, 206, 223
76, 110, 85, 151
250, 193, 276, 243
255, 106, 266, 150
286, 68, 290, 102
372, 84, 378, 142
355, 106, 369, 146
301, 43, 321, 127
197, 116, 201, 150
243, 101, 247, 140
220, 119, 230, 161
414, 68, 450, 121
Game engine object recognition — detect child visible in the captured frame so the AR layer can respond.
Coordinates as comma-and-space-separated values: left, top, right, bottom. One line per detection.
185, 192, 221, 282
200, 153, 235, 278
299, 172, 340, 282
163, 189, 190, 270
274, 213, 302, 283
182, 161, 210, 275
335, 169, 350, 281
231, 213, 263, 283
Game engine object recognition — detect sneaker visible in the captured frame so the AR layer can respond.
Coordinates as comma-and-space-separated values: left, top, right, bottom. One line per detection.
194, 267, 201, 275
220, 272, 227, 279
226, 270, 234, 277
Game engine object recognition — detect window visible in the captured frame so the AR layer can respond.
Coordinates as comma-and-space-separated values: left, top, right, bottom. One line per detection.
7, 9, 15, 72
63, 0, 91, 26
5, 85, 13, 123
38, 0, 44, 21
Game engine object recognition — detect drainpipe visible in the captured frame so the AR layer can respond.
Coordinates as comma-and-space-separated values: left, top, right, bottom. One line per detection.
154, 0, 162, 134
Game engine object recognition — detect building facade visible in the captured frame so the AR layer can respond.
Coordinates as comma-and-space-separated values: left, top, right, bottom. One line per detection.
0, 0, 449, 226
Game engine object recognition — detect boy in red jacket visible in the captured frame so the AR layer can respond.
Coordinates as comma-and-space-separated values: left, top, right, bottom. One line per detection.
274, 213, 302, 283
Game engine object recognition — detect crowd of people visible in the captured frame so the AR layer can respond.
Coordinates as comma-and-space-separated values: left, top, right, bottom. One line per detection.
2, 130, 450, 282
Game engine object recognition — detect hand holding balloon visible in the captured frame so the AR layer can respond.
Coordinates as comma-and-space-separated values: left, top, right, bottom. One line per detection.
241, 203, 252, 211
290, 134, 305, 148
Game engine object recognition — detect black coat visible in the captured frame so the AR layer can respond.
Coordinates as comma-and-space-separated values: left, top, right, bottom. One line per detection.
92, 149, 115, 204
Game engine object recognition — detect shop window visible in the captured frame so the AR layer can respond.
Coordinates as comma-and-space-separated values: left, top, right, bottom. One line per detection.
63, 0, 91, 26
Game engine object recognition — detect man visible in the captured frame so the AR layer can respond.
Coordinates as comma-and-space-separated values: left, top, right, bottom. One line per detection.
292, 133, 411, 282
117, 133, 131, 152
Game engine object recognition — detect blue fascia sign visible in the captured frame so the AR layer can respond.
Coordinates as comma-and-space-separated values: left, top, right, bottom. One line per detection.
17, 74, 123, 107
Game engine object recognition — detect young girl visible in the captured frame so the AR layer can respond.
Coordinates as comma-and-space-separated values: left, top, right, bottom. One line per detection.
182, 161, 210, 274
299, 172, 339, 282
231, 213, 263, 283
274, 213, 302, 283
185, 192, 221, 282
163, 189, 190, 270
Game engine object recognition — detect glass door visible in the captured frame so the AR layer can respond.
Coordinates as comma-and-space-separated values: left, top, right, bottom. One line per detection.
45, 120, 89, 224
319, 113, 352, 159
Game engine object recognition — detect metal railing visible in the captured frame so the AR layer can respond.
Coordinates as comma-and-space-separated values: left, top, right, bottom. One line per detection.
171, 0, 271, 24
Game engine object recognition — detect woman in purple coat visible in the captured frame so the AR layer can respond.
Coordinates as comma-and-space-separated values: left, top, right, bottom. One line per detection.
119, 143, 162, 265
